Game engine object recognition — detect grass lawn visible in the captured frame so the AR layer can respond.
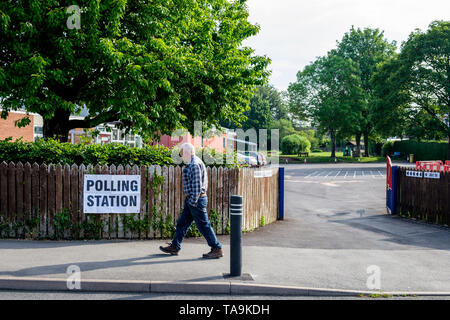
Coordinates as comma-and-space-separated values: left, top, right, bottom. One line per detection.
279, 151, 386, 163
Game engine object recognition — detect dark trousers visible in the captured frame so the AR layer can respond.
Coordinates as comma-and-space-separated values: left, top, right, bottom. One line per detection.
171, 196, 222, 251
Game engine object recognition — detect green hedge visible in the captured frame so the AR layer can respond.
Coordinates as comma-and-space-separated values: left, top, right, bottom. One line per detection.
381, 141, 395, 157
0, 138, 174, 166
281, 134, 311, 155
0, 138, 241, 167
389, 140, 448, 161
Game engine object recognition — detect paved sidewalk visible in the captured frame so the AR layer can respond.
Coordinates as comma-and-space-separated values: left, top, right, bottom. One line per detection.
1, 229, 450, 296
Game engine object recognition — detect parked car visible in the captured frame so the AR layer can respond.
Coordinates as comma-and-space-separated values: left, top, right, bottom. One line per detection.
247, 152, 267, 167
237, 153, 258, 167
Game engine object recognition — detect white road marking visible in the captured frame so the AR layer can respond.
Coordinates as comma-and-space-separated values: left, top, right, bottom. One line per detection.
344, 171, 349, 179
305, 171, 319, 178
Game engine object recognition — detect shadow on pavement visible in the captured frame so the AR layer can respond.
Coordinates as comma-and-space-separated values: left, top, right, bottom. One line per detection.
0, 254, 206, 278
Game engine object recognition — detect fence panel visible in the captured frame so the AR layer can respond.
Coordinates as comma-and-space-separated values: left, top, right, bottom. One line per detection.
397, 167, 449, 226
0, 163, 280, 239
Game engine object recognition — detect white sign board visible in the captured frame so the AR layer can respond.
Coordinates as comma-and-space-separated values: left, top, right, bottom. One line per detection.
83, 175, 141, 214
254, 168, 274, 178
406, 171, 423, 178
424, 171, 440, 179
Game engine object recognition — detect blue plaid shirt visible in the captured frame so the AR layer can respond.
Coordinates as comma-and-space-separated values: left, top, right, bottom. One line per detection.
183, 156, 208, 207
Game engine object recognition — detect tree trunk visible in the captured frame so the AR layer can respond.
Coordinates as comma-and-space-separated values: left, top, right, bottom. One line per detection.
355, 133, 361, 157
330, 129, 336, 158
42, 109, 71, 142
363, 131, 370, 157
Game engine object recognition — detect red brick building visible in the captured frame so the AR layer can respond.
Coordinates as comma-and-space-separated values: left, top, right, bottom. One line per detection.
0, 110, 43, 142
1, 110, 242, 154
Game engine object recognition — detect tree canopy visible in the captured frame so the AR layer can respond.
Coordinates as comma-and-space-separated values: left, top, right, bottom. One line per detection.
336, 26, 396, 156
372, 20, 450, 157
288, 50, 363, 157
0, 0, 270, 141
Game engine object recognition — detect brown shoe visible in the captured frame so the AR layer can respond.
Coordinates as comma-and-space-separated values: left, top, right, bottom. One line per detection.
159, 243, 179, 255
203, 247, 223, 259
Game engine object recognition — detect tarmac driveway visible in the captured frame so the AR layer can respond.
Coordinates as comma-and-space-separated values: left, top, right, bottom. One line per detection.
243, 163, 450, 251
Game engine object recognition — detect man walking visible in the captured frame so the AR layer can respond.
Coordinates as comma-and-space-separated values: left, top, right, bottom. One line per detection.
159, 143, 223, 259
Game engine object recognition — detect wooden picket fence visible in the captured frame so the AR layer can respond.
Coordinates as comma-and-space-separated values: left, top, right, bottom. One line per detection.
397, 167, 450, 226
0, 162, 280, 239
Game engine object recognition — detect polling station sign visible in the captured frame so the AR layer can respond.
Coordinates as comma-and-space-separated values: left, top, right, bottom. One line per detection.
83, 175, 141, 213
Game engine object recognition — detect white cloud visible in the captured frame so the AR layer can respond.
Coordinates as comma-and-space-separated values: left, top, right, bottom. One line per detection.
243, 0, 450, 91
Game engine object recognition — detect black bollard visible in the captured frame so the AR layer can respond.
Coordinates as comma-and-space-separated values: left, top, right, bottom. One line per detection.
230, 195, 243, 277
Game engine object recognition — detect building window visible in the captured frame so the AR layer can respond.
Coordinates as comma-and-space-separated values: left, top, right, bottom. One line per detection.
112, 129, 118, 141
34, 126, 43, 134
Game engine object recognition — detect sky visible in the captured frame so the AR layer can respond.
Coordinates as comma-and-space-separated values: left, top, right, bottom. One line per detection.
243, 0, 450, 91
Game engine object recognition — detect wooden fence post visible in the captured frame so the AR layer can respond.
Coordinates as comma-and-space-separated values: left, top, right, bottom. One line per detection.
101, 164, 110, 239
71, 164, 79, 239
16, 162, 24, 238
216, 166, 223, 234
161, 166, 169, 239
39, 163, 47, 238
8, 162, 16, 238
23, 162, 32, 238
147, 166, 155, 239
131, 164, 140, 240
116, 165, 124, 239
223, 167, 229, 235
78, 164, 86, 239
174, 166, 181, 232
0, 163, 7, 235
31, 163, 39, 239
47, 164, 55, 239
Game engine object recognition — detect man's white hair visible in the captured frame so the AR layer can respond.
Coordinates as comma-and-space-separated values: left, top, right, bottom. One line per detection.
180, 143, 195, 155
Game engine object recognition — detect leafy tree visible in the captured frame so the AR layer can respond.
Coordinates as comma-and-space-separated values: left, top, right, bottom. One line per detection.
0, 0, 269, 141
336, 26, 397, 156
269, 118, 296, 140
372, 21, 450, 158
254, 84, 289, 121
241, 86, 274, 131
298, 129, 325, 150
289, 50, 363, 157
281, 134, 310, 155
